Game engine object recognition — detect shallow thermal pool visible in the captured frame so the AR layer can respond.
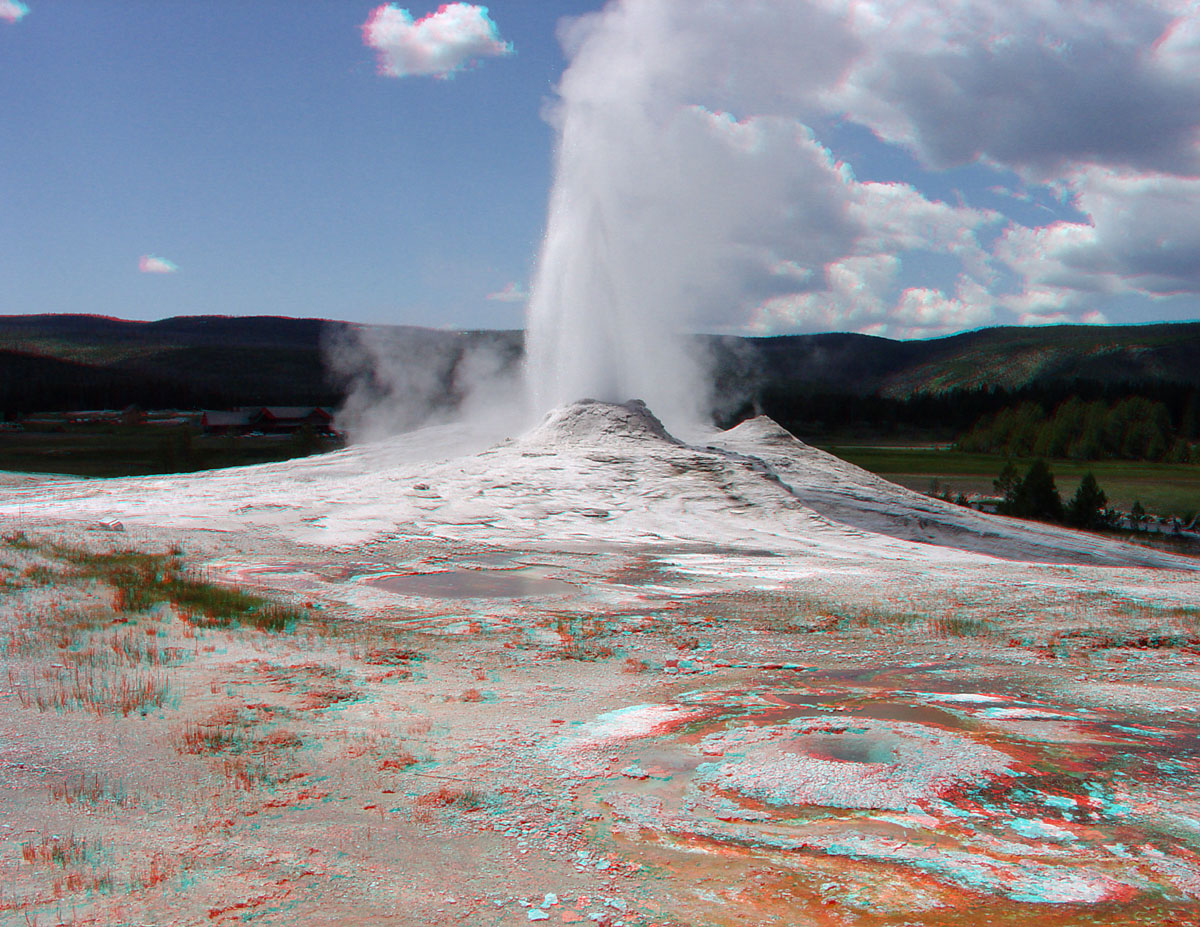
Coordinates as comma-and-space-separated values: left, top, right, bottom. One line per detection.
363, 569, 576, 599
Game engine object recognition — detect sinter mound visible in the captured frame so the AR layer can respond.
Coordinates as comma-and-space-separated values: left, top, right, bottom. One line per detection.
521, 399, 684, 447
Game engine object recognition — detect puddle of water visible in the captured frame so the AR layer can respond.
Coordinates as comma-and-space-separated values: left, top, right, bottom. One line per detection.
850, 700, 982, 730
788, 731, 900, 764
365, 570, 575, 599
774, 692, 848, 706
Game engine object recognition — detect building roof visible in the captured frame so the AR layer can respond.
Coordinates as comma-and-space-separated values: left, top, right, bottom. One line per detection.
202, 411, 254, 426
258, 406, 333, 421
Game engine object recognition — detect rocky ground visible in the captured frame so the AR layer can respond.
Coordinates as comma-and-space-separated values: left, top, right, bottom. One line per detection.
1, 403, 1198, 925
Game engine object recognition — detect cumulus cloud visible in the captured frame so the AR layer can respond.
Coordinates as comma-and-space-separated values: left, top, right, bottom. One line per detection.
138, 254, 178, 274
0, 1, 28, 24
823, 0, 1200, 323
995, 168, 1200, 315
1018, 311, 1074, 326
831, 0, 1200, 179
486, 282, 528, 303
888, 286, 994, 339
752, 255, 900, 335
825, 1, 1200, 322
362, 3, 512, 78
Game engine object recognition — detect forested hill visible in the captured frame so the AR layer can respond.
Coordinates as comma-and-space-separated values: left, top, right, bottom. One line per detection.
0, 315, 520, 413
736, 322, 1200, 441
747, 322, 1200, 398
0, 314, 1198, 434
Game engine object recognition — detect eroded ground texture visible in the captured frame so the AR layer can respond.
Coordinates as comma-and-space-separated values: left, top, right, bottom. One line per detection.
0, 401, 1197, 926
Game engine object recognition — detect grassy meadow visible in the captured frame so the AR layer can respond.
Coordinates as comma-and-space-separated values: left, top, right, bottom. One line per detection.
0, 427, 342, 478
822, 444, 1200, 519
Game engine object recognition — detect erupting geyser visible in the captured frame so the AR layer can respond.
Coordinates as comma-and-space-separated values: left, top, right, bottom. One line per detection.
522, 0, 866, 434
523, 0, 728, 433
523, 129, 707, 432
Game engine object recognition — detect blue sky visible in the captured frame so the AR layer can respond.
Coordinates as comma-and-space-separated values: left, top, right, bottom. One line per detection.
3, 1, 1200, 338
0, 1, 595, 329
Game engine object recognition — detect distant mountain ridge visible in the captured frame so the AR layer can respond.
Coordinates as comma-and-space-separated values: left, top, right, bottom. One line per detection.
749, 322, 1200, 398
0, 313, 1197, 418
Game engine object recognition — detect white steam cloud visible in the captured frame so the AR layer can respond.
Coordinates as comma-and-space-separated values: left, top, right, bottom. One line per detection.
524, 1, 885, 429
339, 0, 1200, 441
362, 3, 513, 79
325, 324, 524, 444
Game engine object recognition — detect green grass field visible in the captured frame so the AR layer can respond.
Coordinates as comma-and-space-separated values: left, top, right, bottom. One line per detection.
820, 445, 1200, 519
0, 429, 341, 478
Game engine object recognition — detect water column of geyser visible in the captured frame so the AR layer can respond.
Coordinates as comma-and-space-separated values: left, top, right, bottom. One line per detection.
523, 1, 708, 434
522, 0, 850, 436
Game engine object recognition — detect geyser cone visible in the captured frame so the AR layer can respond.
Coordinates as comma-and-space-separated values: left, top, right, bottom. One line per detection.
522, 399, 684, 447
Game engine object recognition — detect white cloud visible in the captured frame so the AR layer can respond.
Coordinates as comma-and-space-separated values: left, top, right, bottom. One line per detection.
830, 0, 1200, 179
849, 179, 1000, 281
138, 254, 178, 274
0, 1, 28, 24
751, 255, 899, 335
887, 285, 994, 339
486, 282, 528, 303
752, 261, 995, 341
994, 168, 1200, 314
362, 3, 512, 79
1066, 168, 1200, 294
732, 170, 998, 338
1018, 311, 1073, 326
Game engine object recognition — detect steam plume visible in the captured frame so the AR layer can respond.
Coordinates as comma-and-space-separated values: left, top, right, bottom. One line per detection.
524, 0, 860, 431
325, 324, 523, 444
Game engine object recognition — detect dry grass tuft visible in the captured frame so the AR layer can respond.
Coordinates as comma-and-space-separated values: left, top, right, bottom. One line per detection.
12, 665, 169, 717
48, 773, 131, 808
378, 747, 418, 771
930, 615, 993, 638
415, 785, 486, 812
45, 544, 306, 631
559, 641, 615, 661
20, 833, 100, 868
363, 646, 421, 665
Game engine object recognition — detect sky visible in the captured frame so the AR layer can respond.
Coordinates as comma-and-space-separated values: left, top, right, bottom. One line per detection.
2, 0, 1200, 340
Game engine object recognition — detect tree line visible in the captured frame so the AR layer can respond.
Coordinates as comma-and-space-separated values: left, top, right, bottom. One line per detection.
754, 381, 1200, 445
0, 350, 342, 419
957, 394, 1199, 462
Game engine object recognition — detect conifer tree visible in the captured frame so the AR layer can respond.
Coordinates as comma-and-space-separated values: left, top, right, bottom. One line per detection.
1011, 459, 1063, 522
1066, 472, 1109, 530
994, 461, 1021, 514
